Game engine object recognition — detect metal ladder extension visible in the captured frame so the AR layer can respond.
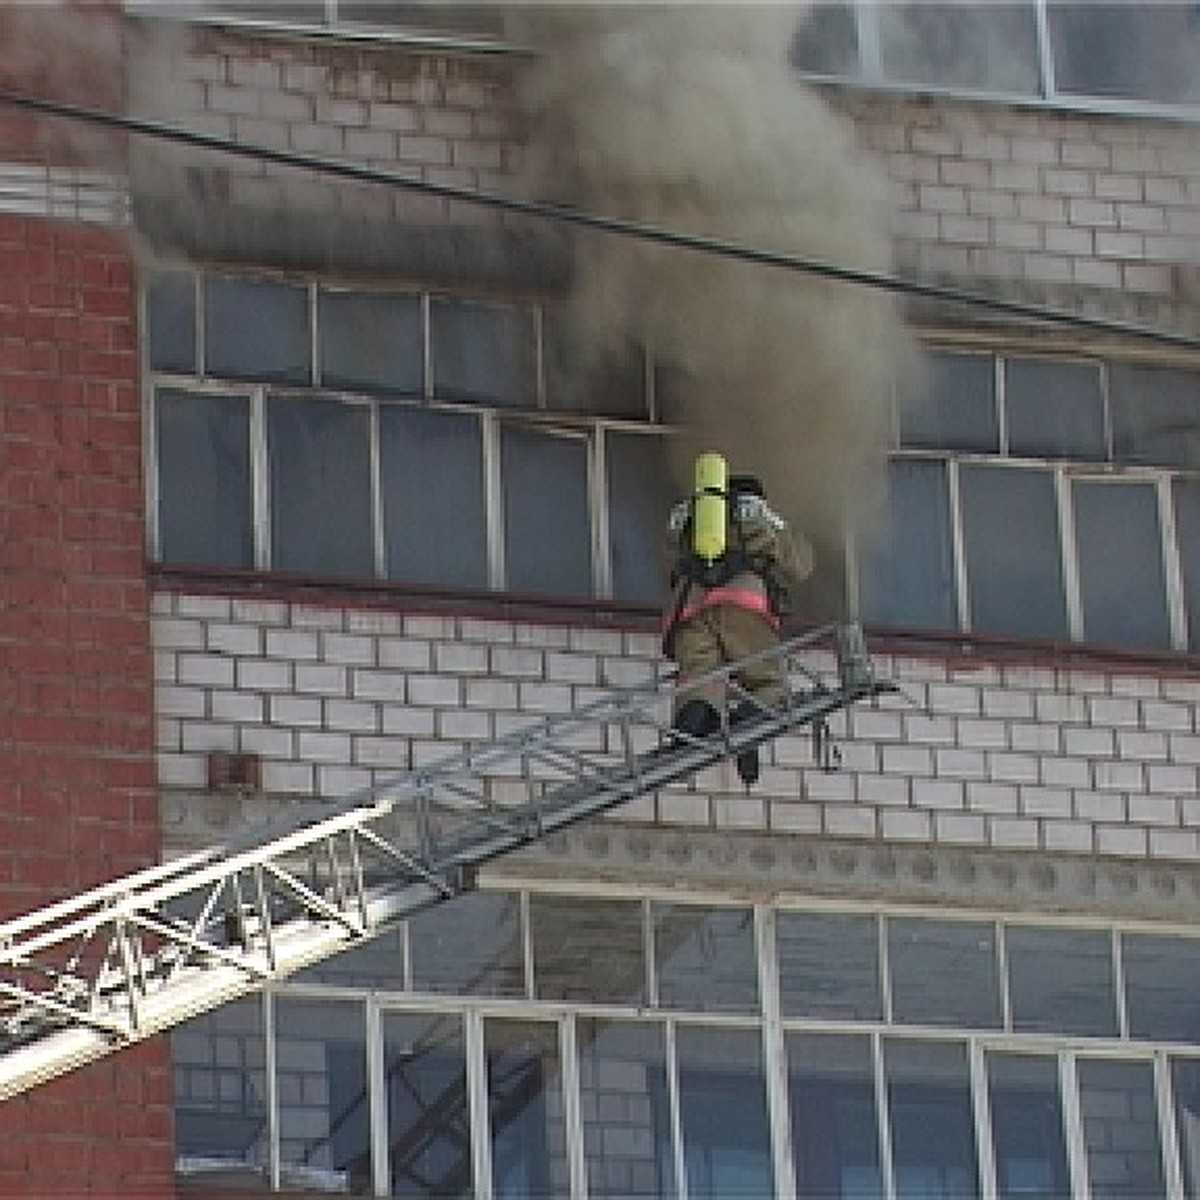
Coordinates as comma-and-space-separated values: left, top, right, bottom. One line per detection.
0, 622, 891, 1101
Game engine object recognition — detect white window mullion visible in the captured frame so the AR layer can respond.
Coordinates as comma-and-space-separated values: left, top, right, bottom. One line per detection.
855, 0, 883, 81
1113, 927, 1130, 1040
1156, 1051, 1186, 1200
1057, 468, 1083, 641
665, 1020, 688, 1200
756, 906, 797, 1200
264, 988, 281, 1191
592, 430, 612, 600
467, 1010, 493, 1200
366, 996, 389, 1198
369, 400, 385, 580
483, 412, 504, 589
971, 1041, 999, 1200
251, 386, 271, 571
1061, 1051, 1089, 1200
874, 1031, 897, 1200
560, 1014, 588, 1200
1032, 0, 1056, 100
1159, 474, 1189, 652
948, 458, 970, 633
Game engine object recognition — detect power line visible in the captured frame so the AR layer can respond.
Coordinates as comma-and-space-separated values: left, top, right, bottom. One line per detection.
3, 87, 1200, 353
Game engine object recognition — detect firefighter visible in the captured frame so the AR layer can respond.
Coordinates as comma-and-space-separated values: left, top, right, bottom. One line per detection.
662, 452, 814, 786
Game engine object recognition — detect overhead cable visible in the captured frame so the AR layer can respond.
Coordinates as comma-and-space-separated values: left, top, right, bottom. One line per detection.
2, 88, 1199, 353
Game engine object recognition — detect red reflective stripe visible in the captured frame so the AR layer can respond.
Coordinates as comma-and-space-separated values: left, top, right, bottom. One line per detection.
664, 586, 779, 633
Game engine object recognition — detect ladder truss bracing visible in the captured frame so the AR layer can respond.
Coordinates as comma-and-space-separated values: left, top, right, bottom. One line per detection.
0, 622, 891, 1101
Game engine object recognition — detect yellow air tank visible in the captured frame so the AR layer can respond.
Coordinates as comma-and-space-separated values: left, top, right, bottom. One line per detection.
691, 452, 728, 565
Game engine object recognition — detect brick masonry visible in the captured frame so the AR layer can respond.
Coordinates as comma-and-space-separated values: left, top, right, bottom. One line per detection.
155, 593, 1200, 867
0, 213, 174, 1196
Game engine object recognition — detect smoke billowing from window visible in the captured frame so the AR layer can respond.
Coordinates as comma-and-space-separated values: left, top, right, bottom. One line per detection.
510, 4, 915, 610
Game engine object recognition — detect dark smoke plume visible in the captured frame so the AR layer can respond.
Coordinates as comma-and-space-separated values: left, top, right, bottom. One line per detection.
510, 4, 915, 613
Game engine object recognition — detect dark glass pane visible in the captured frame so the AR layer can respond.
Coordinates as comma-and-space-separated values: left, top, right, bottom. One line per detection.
578, 1019, 673, 1199
1006, 926, 1118, 1038
879, 3, 1039, 94
409, 890, 524, 998
654, 903, 758, 1015
531, 895, 646, 1006
292, 926, 404, 990
607, 431, 671, 603
156, 389, 253, 568
380, 406, 487, 589
900, 352, 998, 452
268, 395, 374, 578
484, 1020, 567, 1200
275, 998, 370, 1195
318, 289, 422, 395
173, 997, 267, 1176
676, 1026, 773, 1200
1048, 3, 1200, 104
1074, 480, 1171, 650
147, 270, 196, 373
1007, 358, 1107, 461
859, 458, 957, 630
501, 425, 592, 596
792, 3, 860, 76
885, 1039, 980, 1200
1124, 934, 1200, 1044
1111, 364, 1200, 470
205, 275, 310, 384
1171, 1058, 1200, 1198
777, 911, 882, 1022
788, 1033, 882, 1200
961, 465, 1068, 641
987, 1054, 1071, 1200
1175, 479, 1200, 652
383, 1012, 471, 1199
889, 918, 1001, 1029
1077, 1059, 1165, 1200
431, 298, 535, 407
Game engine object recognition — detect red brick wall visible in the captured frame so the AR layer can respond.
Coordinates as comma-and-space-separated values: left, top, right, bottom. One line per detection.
0, 214, 175, 1195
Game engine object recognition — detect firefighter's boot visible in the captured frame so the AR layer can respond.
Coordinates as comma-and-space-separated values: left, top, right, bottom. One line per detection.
674, 699, 720, 739
731, 702, 761, 787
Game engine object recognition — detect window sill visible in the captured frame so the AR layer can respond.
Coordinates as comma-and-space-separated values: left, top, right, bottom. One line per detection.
147, 563, 662, 633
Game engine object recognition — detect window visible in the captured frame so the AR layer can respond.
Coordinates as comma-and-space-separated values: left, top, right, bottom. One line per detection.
795, 2, 1200, 113
147, 269, 667, 603
860, 348, 1200, 653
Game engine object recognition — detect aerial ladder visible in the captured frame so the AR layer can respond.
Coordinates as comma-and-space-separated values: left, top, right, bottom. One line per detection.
0, 622, 892, 1101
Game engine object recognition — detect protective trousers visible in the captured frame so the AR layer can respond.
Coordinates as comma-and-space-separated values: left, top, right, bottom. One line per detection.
671, 603, 785, 719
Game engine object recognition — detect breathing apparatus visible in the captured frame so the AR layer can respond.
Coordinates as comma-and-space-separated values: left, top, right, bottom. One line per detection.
690, 451, 729, 566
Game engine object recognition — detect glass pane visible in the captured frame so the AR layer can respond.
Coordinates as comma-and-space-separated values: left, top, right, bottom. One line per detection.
885, 1038, 980, 1200
409, 890, 524, 998
1007, 926, 1118, 1038
900, 353, 997, 452
431, 297, 536, 407
339, 3, 503, 35
654, 903, 758, 1014
147, 270, 196, 373
859, 458, 957, 630
531, 895, 646, 1006
1077, 1059, 1166, 1200
961, 464, 1068, 640
792, 3, 860, 76
676, 1025, 773, 1199
1175, 479, 1200, 652
383, 1011, 471, 1199
578, 1018, 673, 1199
319, 289, 422, 395
1007, 358, 1107, 461
268, 394, 374, 578
879, 3, 1040, 95
484, 1019, 567, 1200
1048, 3, 1200, 105
777, 911, 882, 1022
1171, 1058, 1200, 1199
293, 926, 405, 989
987, 1053, 1070, 1200
1074, 480, 1171, 650
205, 275, 310, 384
380, 406, 487, 589
889, 918, 1001, 1029
1111, 364, 1200, 470
607, 431, 671, 603
276, 998, 371, 1195
1124, 934, 1200, 1044
501, 425, 592, 596
156, 389, 252, 568
173, 997, 267, 1177
788, 1033, 882, 1200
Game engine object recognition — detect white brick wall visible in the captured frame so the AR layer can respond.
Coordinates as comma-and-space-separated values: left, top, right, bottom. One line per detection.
154, 591, 1200, 865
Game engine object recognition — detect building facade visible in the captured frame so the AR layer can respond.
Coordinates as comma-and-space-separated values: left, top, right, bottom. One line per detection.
3, 3, 1200, 1198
